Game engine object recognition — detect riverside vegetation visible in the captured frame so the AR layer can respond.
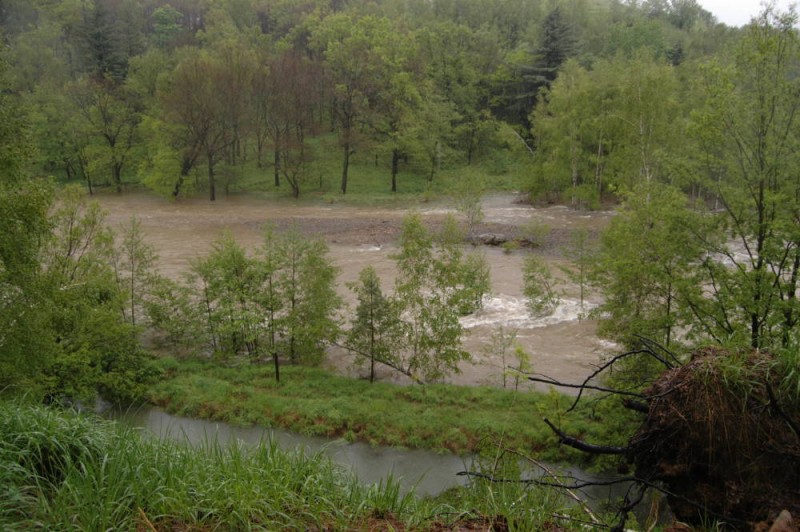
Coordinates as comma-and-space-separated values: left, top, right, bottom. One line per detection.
4, 0, 800, 529
0, 400, 592, 531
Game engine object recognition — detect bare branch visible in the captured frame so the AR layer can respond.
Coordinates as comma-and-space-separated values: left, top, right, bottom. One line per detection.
527, 372, 646, 402
544, 418, 630, 455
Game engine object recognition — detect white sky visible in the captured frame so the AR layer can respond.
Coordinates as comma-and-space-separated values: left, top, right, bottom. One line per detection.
697, 0, 797, 27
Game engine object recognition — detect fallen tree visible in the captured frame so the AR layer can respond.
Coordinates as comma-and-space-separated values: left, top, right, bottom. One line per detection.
522, 344, 799, 530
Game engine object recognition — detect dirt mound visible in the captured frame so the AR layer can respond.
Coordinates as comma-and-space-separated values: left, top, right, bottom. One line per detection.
627, 348, 800, 527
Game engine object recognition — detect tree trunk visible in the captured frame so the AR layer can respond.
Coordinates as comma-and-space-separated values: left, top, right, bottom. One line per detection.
341, 141, 350, 194
391, 148, 399, 193
113, 162, 123, 193
207, 153, 216, 201
274, 147, 280, 187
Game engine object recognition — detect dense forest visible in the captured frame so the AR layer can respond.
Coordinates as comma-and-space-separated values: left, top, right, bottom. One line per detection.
2, 0, 800, 529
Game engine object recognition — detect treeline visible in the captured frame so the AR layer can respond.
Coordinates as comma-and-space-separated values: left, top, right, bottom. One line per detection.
0, 0, 732, 199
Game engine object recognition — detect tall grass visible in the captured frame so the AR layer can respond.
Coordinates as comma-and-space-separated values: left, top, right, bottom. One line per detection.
0, 400, 597, 530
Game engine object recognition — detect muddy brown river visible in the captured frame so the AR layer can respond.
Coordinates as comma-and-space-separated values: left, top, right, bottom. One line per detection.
95, 191, 617, 389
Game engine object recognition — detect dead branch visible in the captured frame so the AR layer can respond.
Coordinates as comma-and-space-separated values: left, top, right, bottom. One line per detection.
622, 399, 650, 414
527, 372, 647, 401
330, 341, 425, 384
566, 348, 674, 412
632, 335, 682, 368
544, 418, 630, 454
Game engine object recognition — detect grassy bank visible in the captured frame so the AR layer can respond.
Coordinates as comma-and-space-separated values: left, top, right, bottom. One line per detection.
0, 400, 595, 531
148, 358, 633, 464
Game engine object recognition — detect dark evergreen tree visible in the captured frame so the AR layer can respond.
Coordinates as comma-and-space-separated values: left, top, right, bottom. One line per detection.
494, 7, 578, 130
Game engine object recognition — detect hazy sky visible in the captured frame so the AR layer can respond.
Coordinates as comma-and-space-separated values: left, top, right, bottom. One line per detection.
696, 1, 796, 27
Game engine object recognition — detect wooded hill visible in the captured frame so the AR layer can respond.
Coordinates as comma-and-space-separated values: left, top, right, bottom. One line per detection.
1, 0, 734, 200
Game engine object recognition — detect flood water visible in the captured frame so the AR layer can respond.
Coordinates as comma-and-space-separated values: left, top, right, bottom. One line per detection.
95, 191, 617, 388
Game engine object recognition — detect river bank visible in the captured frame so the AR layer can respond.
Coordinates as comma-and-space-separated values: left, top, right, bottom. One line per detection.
148, 357, 635, 465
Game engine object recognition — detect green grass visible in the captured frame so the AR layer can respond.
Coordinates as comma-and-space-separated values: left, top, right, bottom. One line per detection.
148, 358, 636, 465
0, 400, 601, 531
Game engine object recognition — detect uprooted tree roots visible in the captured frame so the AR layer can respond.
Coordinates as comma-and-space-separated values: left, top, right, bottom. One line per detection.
531, 345, 800, 530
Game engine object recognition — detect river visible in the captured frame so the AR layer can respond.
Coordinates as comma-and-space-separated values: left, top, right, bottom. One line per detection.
95, 191, 617, 389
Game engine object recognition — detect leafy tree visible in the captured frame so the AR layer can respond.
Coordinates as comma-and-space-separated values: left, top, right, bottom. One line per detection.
592, 182, 699, 347
482, 326, 517, 389
67, 77, 141, 192
151, 4, 186, 50
160, 49, 241, 200
110, 216, 157, 333
0, 60, 55, 396
391, 213, 475, 382
687, 7, 800, 350
417, 22, 499, 165
346, 266, 403, 383
312, 14, 405, 194
496, 7, 578, 130
276, 229, 341, 366
253, 50, 322, 197
532, 51, 684, 201
42, 187, 158, 404
435, 215, 490, 315
190, 233, 262, 360
452, 169, 485, 236
142, 275, 201, 349
522, 254, 559, 318
560, 228, 596, 313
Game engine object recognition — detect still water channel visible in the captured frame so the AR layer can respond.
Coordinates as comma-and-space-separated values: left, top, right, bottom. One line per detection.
108, 405, 630, 514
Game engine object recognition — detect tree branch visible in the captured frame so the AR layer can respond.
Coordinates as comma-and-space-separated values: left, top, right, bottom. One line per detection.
543, 418, 630, 454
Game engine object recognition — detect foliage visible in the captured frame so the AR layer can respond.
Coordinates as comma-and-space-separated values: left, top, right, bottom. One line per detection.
182, 227, 340, 374
560, 228, 596, 312
522, 255, 560, 318
591, 182, 699, 348
345, 266, 403, 383
389, 213, 492, 382
686, 7, 800, 351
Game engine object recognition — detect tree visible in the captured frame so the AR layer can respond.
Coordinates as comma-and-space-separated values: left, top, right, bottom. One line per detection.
0, 58, 56, 396
160, 49, 236, 200
276, 229, 340, 366
687, 7, 800, 350
390, 213, 475, 382
496, 7, 578, 130
110, 216, 157, 334
190, 233, 264, 360
560, 228, 596, 313
254, 50, 322, 197
346, 266, 403, 383
522, 255, 560, 318
312, 14, 403, 194
68, 77, 141, 192
532, 51, 684, 203
591, 182, 699, 347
